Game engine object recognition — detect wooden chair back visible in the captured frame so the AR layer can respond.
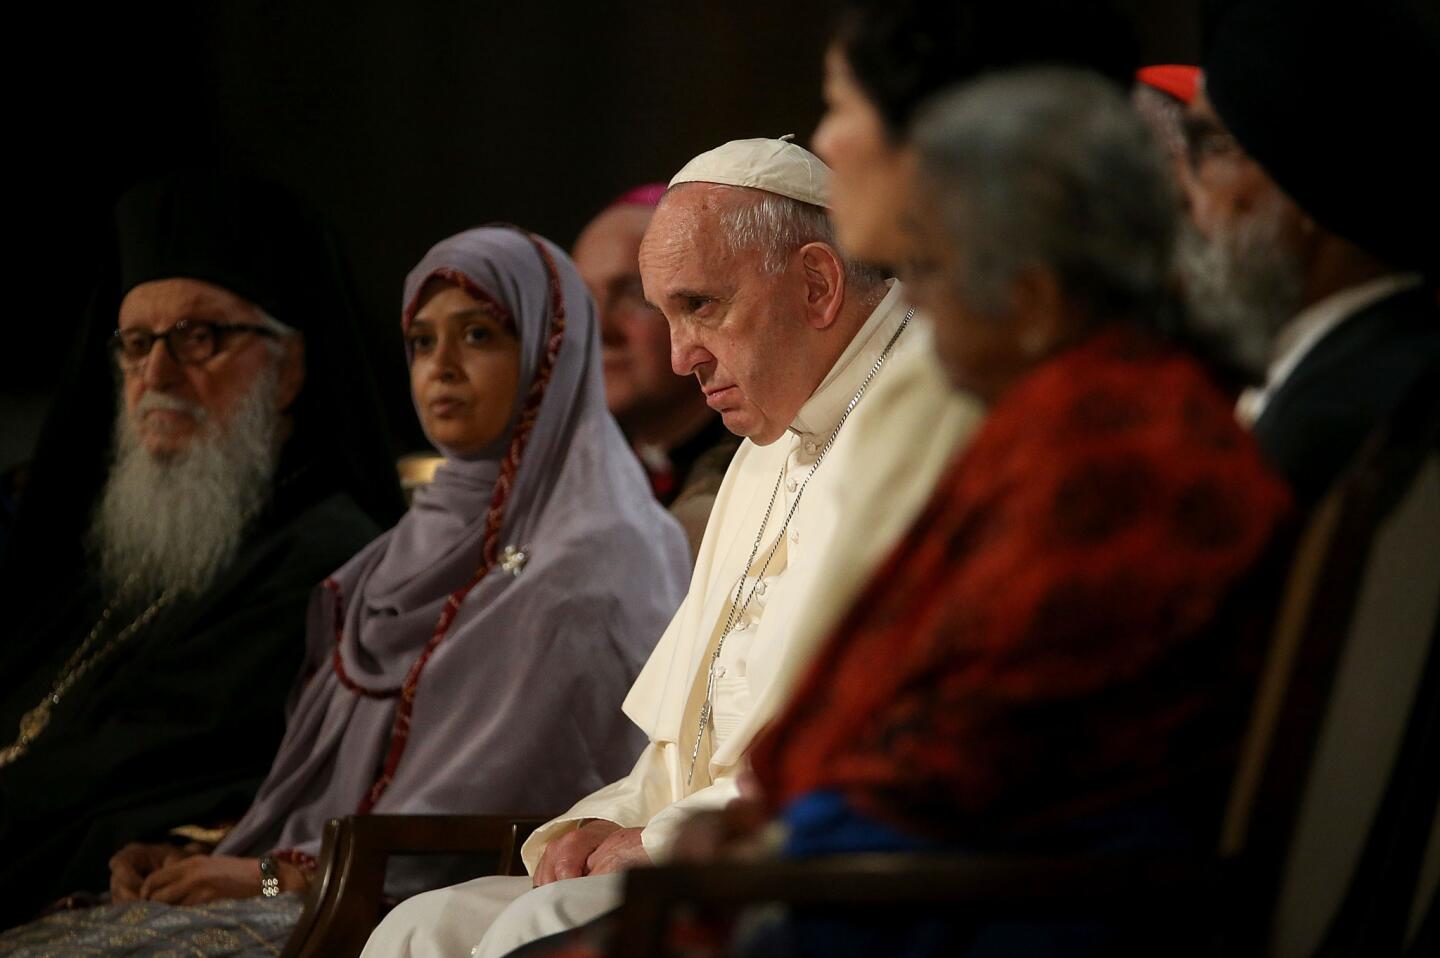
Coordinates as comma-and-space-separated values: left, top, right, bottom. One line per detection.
280, 814, 546, 958
1221, 368, 1440, 956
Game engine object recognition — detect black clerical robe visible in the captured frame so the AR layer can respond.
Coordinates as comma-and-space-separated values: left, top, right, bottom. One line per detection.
0, 471, 379, 929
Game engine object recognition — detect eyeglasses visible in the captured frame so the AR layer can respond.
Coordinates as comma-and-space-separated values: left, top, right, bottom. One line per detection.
1182, 117, 1241, 174
111, 320, 280, 370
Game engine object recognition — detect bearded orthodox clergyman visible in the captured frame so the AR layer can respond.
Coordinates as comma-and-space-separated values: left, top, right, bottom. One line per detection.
0, 173, 403, 927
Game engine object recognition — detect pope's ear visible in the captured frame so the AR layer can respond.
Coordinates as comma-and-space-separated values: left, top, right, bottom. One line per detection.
798, 241, 845, 331
276, 334, 305, 412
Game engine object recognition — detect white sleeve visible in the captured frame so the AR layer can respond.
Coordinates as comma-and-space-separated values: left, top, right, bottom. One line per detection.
519, 741, 678, 874
639, 773, 743, 863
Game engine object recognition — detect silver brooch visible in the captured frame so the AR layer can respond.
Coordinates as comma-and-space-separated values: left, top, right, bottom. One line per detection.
499, 545, 529, 577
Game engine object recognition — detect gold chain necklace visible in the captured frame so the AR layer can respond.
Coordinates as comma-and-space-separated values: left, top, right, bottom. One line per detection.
0, 464, 305, 770
0, 583, 173, 768
686, 308, 913, 784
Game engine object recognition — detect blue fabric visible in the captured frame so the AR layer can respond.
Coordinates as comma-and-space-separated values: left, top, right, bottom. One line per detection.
745, 789, 1203, 958
781, 789, 936, 857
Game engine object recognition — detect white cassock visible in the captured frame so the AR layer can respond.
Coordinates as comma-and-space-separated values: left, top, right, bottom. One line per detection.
361, 281, 984, 958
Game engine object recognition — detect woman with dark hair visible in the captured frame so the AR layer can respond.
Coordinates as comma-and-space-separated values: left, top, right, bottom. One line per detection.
0, 226, 690, 955
814, 0, 1137, 270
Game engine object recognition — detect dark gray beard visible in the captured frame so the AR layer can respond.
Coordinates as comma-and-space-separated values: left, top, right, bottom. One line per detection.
1176, 198, 1307, 377
89, 366, 283, 605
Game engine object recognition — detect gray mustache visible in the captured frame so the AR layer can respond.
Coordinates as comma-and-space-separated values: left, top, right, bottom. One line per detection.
134, 391, 208, 420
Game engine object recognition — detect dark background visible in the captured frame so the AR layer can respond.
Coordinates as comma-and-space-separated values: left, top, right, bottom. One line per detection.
4, 0, 1199, 465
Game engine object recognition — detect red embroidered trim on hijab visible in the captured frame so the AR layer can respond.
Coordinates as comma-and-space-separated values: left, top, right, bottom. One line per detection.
326, 229, 568, 814
399, 266, 519, 336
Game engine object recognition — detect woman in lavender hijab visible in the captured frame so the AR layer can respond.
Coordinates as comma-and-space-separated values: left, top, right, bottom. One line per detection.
0, 226, 689, 954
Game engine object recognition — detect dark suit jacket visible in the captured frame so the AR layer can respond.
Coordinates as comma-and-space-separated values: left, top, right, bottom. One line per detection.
1253, 284, 1440, 507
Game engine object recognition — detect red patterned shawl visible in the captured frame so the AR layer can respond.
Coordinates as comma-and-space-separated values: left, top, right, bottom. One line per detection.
750, 326, 1293, 844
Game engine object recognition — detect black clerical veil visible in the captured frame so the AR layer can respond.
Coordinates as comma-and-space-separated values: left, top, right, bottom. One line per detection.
0, 173, 404, 928
0, 172, 403, 610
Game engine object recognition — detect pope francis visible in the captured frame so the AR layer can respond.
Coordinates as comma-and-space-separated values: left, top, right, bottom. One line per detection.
361, 137, 981, 958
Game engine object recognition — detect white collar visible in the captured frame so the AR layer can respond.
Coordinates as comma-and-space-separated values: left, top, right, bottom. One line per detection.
1237, 273, 1424, 424
787, 279, 909, 441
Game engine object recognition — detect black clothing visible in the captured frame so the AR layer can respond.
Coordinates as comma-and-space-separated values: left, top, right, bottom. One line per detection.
0, 470, 378, 927
0, 172, 401, 927
650, 414, 740, 508
1203, 0, 1439, 271
0, 172, 402, 606
1253, 286, 1440, 506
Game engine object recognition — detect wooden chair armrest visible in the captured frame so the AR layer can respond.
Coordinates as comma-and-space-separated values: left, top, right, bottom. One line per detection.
321, 813, 550, 860
614, 853, 1224, 956
282, 814, 549, 958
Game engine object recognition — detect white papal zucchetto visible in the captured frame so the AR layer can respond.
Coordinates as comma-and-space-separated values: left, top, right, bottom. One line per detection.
668, 134, 830, 209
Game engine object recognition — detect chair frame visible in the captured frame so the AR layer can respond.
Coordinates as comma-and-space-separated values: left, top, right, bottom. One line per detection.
615, 852, 1228, 954
280, 814, 547, 958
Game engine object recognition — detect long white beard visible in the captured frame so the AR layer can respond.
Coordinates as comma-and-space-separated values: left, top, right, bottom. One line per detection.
1176, 196, 1307, 376
89, 366, 283, 605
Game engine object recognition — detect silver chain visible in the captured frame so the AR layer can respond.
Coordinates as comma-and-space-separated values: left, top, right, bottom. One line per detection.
687, 308, 913, 784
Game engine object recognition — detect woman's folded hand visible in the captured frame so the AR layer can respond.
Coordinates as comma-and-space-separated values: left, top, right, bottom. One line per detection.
139, 854, 286, 905
108, 842, 198, 902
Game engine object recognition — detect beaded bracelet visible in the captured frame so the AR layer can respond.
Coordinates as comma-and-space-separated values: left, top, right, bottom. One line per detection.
270, 848, 318, 871
258, 856, 281, 898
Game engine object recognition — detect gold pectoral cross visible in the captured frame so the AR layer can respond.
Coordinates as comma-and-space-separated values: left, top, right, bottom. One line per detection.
0, 698, 54, 768
19, 700, 51, 740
